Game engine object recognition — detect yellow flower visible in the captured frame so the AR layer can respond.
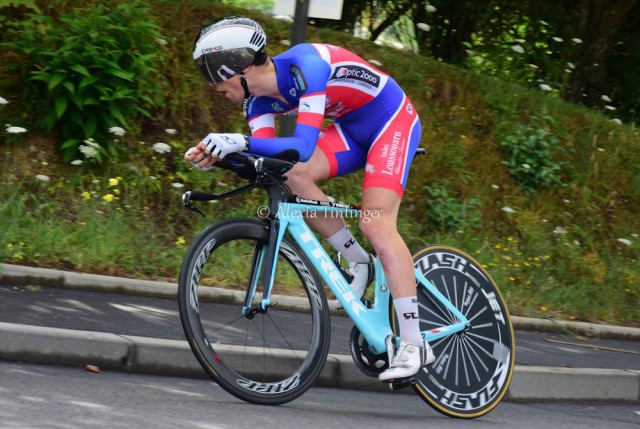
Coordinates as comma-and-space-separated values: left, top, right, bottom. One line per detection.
175, 236, 186, 246
540, 306, 547, 311
508, 276, 516, 281
103, 194, 115, 202
82, 191, 91, 200
109, 178, 119, 187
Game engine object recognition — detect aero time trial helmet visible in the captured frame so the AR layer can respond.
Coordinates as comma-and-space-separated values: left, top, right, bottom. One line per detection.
193, 16, 267, 84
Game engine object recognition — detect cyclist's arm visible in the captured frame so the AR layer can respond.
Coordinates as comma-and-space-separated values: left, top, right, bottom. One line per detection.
247, 56, 331, 161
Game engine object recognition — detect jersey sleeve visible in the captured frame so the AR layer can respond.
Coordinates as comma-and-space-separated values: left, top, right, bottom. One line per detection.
247, 55, 331, 162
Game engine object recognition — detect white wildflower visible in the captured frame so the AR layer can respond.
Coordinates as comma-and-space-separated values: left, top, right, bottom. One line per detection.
522, 163, 531, 169
71, 159, 83, 166
35, 174, 50, 182
597, 148, 605, 152
632, 234, 639, 238
564, 69, 572, 73
605, 105, 616, 111
617, 238, 632, 246
155, 38, 168, 46
279, 39, 291, 46
164, 128, 177, 135
501, 207, 515, 214
6, 126, 27, 133
79, 144, 98, 158
108, 126, 126, 136
171, 182, 184, 188
528, 64, 539, 69
511, 44, 525, 54
601, 95, 612, 102
426, 5, 437, 12
552, 37, 563, 42
491, 184, 500, 189
611, 118, 622, 125
83, 138, 101, 148
416, 23, 431, 32
368, 59, 383, 67
539, 83, 553, 92
273, 14, 294, 22
567, 62, 575, 69
0, 96, 8, 104
571, 38, 583, 44
553, 226, 568, 234
540, 20, 549, 26
152, 142, 172, 154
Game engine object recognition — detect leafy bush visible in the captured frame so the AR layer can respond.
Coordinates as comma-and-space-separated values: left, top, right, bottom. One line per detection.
2, 1, 165, 161
499, 116, 571, 194
424, 184, 480, 232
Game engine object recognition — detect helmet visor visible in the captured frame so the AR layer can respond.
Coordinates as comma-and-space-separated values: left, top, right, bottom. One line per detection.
195, 49, 256, 84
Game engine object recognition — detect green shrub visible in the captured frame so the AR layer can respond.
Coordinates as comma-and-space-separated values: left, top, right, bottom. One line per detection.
499, 115, 572, 194
2, 1, 165, 161
424, 184, 480, 233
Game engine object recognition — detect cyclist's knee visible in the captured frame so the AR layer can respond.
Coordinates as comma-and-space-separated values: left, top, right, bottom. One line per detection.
358, 214, 397, 246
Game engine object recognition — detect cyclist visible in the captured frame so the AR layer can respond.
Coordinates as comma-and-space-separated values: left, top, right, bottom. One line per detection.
184, 16, 434, 382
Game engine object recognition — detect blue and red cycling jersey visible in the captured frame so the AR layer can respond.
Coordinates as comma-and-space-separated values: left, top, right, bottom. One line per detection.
245, 43, 422, 196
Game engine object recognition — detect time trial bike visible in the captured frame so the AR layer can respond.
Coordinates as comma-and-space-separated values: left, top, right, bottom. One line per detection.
177, 151, 515, 419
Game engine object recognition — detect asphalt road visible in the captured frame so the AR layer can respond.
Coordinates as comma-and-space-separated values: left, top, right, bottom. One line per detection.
1, 361, 639, 429
1, 283, 638, 370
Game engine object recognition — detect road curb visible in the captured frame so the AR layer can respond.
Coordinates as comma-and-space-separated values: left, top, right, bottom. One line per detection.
2, 263, 640, 340
0, 322, 638, 403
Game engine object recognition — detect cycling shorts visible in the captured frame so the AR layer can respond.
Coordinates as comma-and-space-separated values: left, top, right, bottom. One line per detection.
317, 94, 421, 197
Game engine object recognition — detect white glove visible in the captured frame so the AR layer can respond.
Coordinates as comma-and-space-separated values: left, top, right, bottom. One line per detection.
185, 147, 214, 171
202, 133, 248, 159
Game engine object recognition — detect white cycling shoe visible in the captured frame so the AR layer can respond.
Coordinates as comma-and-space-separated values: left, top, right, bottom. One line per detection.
379, 340, 435, 382
347, 254, 375, 299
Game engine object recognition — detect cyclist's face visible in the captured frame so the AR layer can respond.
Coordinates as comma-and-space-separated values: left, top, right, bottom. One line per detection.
209, 76, 244, 104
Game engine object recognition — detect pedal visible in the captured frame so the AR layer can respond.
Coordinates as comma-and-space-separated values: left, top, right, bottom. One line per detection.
388, 377, 416, 390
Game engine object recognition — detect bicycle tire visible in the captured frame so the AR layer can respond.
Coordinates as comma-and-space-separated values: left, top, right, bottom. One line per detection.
392, 245, 515, 419
178, 218, 331, 405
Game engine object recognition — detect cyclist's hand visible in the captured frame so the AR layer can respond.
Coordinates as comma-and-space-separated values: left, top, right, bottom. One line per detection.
202, 133, 248, 159
184, 146, 215, 171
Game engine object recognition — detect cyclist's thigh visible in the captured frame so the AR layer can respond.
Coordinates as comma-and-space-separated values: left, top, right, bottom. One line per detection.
316, 123, 368, 178
363, 95, 422, 197
288, 145, 332, 182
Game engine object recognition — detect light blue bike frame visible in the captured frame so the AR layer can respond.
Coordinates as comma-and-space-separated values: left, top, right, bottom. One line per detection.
247, 202, 470, 355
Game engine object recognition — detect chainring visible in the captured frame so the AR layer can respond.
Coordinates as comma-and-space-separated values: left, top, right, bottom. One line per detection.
349, 325, 389, 377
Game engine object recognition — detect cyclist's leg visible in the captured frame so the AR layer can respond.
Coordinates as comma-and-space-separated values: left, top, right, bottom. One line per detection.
285, 124, 372, 268
355, 94, 432, 379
